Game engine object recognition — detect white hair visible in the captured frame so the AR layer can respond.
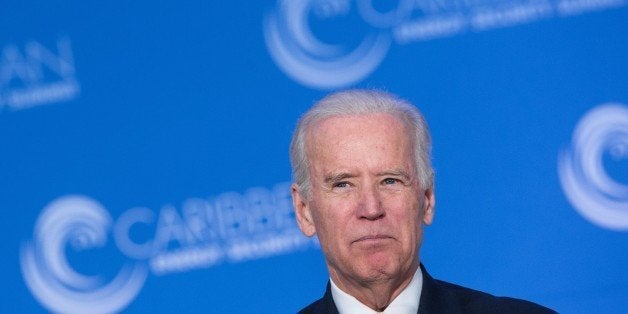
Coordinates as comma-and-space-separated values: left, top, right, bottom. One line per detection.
290, 89, 434, 198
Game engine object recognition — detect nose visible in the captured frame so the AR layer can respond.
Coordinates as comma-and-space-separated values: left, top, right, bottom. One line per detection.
357, 185, 385, 220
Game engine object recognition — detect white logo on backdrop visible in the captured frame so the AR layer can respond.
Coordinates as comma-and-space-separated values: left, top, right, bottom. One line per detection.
20, 182, 316, 312
558, 103, 628, 231
263, 0, 392, 89
0, 37, 80, 112
264, 0, 627, 89
20, 196, 148, 314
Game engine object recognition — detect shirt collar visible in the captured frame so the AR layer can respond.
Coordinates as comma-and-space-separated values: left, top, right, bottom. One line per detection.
330, 267, 423, 314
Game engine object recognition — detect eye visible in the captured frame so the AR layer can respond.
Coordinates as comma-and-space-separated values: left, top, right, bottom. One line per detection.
334, 181, 349, 188
383, 178, 397, 185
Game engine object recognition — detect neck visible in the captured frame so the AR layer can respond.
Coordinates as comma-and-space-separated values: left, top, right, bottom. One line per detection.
329, 264, 418, 311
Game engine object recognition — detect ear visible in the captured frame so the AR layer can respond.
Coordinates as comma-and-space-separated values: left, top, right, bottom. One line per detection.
291, 184, 316, 237
421, 188, 435, 226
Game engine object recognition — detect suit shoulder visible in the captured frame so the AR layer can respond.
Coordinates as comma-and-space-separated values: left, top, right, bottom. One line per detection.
297, 285, 338, 314
434, 279, 556, 314
297, 298, 330, 314
297, 299, 318, 314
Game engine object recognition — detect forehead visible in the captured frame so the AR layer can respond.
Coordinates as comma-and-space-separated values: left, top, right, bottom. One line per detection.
305, 113, 413, 164
308, 113, 406, 138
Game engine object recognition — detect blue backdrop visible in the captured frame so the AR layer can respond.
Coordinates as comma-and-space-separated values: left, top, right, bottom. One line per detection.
2, 1, 627, 313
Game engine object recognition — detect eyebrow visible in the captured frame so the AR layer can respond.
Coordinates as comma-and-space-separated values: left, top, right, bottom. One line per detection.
376, 169, 412, 180
323, 172, 356, 184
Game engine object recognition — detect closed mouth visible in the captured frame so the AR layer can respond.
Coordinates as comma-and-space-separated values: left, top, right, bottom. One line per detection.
353, 235, 393, 243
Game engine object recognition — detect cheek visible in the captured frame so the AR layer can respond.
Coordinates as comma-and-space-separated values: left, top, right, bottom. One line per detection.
310, 199, 357, 249
310, 201, 345, 238
389, 197, 423, 240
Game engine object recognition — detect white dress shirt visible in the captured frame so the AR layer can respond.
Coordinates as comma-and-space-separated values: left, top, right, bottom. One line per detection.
330, 267, 423, 314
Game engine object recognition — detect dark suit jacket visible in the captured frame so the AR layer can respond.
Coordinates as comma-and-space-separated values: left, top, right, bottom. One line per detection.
298, 264, 556, 314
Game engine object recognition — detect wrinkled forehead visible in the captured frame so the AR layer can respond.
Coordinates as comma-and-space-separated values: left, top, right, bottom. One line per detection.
304, 113, 416, 162
307, 112, 411, 139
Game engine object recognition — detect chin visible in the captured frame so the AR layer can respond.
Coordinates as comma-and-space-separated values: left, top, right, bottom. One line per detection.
359, 259, 399, 278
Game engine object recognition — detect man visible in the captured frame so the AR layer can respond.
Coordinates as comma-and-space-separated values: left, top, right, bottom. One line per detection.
289, 89, 555, 313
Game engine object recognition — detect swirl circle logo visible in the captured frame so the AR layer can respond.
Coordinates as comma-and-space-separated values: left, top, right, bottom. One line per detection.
20, 195, 148, 313
263, 0, 392, 89
558, 103, 628, 231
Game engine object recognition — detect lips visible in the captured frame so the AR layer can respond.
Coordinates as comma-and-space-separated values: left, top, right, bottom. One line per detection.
352, 234, 394, 244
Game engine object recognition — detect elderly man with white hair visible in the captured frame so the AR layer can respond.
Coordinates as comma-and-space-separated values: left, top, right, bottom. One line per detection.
289, 89, 555, 314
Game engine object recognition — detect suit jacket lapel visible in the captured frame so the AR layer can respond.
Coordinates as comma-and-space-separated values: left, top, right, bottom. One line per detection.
418, 263, 461, 314
320, 282, 340, 314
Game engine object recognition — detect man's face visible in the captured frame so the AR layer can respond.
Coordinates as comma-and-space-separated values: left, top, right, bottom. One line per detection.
292, 113, 435, 287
